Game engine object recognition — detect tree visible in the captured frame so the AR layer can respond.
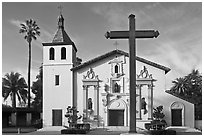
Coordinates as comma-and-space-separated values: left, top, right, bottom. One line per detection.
65, 106, 82, 126
31, 66, 43, 111
185, 69, 202, 120
19, 19, 40, 108
171, 69, 202, 97
171, 77, 187, 95
185, 69, 202, 97
170, 69, 202, 120
2, 72, 28, 108
153, 105, 165, 121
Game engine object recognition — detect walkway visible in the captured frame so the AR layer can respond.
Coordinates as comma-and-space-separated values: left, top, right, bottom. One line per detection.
26, 126, 149, 135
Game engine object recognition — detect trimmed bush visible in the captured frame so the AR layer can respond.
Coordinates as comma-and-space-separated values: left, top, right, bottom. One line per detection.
61, 129, 87, 134
61, 123, 90, 134
144, 123, 151, 130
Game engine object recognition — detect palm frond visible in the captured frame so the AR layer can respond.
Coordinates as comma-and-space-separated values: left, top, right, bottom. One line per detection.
16, 92, 22, 104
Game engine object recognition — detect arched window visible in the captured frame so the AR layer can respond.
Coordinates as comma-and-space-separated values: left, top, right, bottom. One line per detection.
115, 65, 119, 73
61, 47, 66, 60
49, 47, 55, 60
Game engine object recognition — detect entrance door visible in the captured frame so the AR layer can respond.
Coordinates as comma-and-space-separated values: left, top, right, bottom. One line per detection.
109, 110, 124, 126
52, 109, 62, 126
171, 109, 182, 126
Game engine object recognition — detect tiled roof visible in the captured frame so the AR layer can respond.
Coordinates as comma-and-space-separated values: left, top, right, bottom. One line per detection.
165, 90, 196, 104
42, 14, 77, 52
52, 28, 73, 44
71, 49, 171, 74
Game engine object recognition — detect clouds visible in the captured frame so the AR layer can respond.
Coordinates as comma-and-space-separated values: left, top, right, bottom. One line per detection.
3, 2, 202, 91
143, 37, 202, 89
89, 3, 136, 30
88, 2, 202, 89
10, 19, 22, 28
89, 3, 163, 29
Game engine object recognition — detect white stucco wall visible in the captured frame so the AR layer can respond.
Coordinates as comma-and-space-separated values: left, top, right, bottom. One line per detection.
43, 44, 75, 127
43, 46, 194, 128
73, 53, 194, 128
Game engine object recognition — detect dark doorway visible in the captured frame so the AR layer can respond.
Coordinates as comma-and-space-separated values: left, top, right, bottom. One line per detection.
17, 112, 26, 127
108, 109, 124, 126
52, 109, 62, 126
171, 109, 182, 126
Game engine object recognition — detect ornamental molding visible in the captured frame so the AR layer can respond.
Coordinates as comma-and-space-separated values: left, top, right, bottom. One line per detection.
83, 68, 99, 80
137, 66, 153, 79
171, 102, 184, 110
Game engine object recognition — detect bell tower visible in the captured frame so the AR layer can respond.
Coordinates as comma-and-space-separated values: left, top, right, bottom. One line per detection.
42, 8, 77, 127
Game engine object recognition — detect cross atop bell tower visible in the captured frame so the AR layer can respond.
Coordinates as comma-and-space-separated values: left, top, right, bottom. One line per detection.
57, 5, 64, 29
58, 5, 63, 15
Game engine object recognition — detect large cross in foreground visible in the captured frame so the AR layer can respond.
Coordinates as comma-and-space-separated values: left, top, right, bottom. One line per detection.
105, 14, 159, 133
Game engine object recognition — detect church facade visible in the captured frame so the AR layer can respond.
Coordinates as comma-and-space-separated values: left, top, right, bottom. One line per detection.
42, 13, 195, 129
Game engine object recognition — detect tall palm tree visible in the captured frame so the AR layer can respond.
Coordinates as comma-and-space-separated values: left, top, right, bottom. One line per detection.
19, 19, 40, 108
2, 72, 28, 108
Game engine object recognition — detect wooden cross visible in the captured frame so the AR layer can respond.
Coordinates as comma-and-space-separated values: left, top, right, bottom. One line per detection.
58, 5, 63, 15
105, 14, 159, 133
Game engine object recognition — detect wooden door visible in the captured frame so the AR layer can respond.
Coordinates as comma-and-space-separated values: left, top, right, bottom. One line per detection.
52, 109, 62, 126
109, 110, 124, 126
171, 109, 182, 126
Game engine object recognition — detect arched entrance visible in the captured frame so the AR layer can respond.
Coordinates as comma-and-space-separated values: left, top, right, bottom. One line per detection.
171, 102, 184, 126
108, 99, 127, 126
82, 68, 101, 127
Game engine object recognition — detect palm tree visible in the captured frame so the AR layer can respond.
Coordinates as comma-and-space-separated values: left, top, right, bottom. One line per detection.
171, 77, 187, 95
19, 19, 40, 108
170, 69, 202, 120
2, 72, 28, 108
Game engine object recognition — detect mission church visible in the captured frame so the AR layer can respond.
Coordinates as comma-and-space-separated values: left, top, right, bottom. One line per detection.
42, 12, 195, 129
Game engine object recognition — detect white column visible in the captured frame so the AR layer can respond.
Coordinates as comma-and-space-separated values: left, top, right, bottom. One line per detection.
83, 85, 86, 115
83, 85, 89, 119
148, 84, 153, 120
11, 112, 17, 126
94, 85, 100, 127
94, 85, 97, 116
139, 85, 142, 120
136, 85, 141, 120
26, 113, 32, 126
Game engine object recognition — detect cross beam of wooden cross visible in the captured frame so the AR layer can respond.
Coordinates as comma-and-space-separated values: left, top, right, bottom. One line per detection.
105, 30, 159, 39
105, 14, 159, 133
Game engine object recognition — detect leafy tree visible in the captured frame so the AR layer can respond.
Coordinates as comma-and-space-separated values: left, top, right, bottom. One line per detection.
19, 19, 40, 108
2, 72, 28, 108
153, 105, 165, 121
170, 69, 202, 120
65, 106, 82, 126
185, 69, 202, 97
31, 66, 42, 111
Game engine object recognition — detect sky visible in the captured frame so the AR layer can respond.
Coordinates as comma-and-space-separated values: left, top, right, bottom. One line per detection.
2, 2, 202, 91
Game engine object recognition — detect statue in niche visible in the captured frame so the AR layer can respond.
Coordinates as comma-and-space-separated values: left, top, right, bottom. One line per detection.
88, 98, 93, 110
141, 97, 147, 114
114, 83, 120, 93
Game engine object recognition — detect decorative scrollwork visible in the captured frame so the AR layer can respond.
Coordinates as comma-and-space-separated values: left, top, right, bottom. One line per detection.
137, 66, 153, 79
83, 68, 99, 80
